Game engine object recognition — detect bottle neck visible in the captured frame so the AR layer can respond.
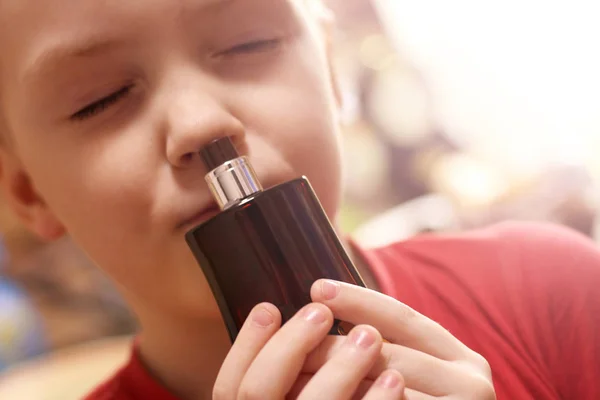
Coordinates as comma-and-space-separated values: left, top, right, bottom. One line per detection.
205, 156, 263, 210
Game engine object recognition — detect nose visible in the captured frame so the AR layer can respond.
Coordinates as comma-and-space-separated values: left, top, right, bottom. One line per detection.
164, 87, 245, 170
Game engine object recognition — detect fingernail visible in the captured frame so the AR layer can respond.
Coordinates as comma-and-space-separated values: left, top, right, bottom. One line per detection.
301, 305, 327, 324
376, 370, 401, 389
321, 280, 340, 300
252, 307, 274, 327
349, 327, 376, 349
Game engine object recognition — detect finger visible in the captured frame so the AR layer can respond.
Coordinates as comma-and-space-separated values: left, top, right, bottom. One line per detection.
357, 384, 436, 400
290, 378, 431, 400
361, 369, 404, 399
311, 280, 472, 361
213, 303, 281, 399
286, 374, 313, 399
402, 389, 437, 400
297, 325, 382, 400
350, 382, 432, 400
238, 303, 334, 400
304, 337, 463, 395
287, 376, 373, 400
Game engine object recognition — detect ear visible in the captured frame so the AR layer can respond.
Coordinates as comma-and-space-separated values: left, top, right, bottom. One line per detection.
0, 149, 65, 241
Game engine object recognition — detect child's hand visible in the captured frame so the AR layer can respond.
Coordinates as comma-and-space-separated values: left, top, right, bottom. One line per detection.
299, 280, 496, 400
213, 301, 405, 399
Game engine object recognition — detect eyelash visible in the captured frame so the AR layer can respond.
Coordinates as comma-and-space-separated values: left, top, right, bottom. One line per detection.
220, 38, 282, 56
72, 84, 133, 121
70, 39, 281, 121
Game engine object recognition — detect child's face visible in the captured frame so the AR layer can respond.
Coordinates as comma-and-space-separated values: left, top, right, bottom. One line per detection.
0, 0, 343, 313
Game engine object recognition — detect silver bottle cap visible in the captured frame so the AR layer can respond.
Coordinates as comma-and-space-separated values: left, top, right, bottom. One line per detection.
199, 137, 263, 210
205, 156, 263, 210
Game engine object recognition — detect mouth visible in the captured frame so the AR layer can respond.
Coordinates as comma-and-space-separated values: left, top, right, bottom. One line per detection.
177, 203, 221, 232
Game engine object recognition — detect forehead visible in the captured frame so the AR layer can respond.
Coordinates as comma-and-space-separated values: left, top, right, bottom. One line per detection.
0, 0, 308, 35
0, 0, 244, 54
0, 0, 310, 85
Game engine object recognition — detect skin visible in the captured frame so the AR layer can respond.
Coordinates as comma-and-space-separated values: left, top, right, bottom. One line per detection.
0, 0, 495, 399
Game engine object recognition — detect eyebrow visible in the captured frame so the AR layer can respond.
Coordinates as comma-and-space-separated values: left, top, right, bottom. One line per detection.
20, 36, 123, 84
20, 0, 234, 84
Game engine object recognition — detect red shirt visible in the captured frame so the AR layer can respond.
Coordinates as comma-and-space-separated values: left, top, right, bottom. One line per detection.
86, 222, 600, 399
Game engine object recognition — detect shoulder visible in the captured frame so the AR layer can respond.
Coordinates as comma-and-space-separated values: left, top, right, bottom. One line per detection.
379, 221, 600, 285
83, 368, 129, 400
472, 221, 600, 291
485, 220, 600, 262
83, 343, 178, 400
363, 221, 600, 318
364, 222, 600, 398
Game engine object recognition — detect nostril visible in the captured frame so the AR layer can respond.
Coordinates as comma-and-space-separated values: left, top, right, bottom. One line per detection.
181, 152, 195, 164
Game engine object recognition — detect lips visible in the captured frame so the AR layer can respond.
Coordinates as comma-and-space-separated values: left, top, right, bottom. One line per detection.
177, 202, 221, 231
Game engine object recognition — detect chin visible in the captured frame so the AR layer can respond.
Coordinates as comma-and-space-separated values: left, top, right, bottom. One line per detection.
174, 273, 223, 319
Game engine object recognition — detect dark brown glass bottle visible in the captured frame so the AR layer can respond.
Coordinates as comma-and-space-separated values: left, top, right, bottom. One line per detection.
186, 137, 365, 342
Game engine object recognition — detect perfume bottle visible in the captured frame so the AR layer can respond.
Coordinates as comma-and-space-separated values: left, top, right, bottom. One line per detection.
186, 137, 365, 342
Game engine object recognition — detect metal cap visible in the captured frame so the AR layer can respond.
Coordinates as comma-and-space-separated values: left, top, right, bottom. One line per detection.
199, 137, 240, 172
200, 138, 263, 210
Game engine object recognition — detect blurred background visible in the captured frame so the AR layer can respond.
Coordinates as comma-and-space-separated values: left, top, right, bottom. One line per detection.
1, 0, 599, 397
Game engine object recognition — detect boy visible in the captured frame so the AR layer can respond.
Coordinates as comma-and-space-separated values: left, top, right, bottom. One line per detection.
0, 0, 597, 398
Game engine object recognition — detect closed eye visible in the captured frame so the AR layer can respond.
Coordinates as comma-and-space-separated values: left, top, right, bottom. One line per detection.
71, 84, 133, 121
220, 39, 282, 56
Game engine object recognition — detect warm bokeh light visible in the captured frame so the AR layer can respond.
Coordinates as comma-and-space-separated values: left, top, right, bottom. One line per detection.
373, 0, 600, 177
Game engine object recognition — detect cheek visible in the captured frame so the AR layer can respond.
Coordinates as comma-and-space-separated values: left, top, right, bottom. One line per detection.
236, 36, 343, 218
285, 33, 344, 217
36, 143, 153, 221
278, 84, 343, 218
242, 91, 342, 219
18, 130, 160, 262
20, 140, 206, 302
284, 112, 342, 219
